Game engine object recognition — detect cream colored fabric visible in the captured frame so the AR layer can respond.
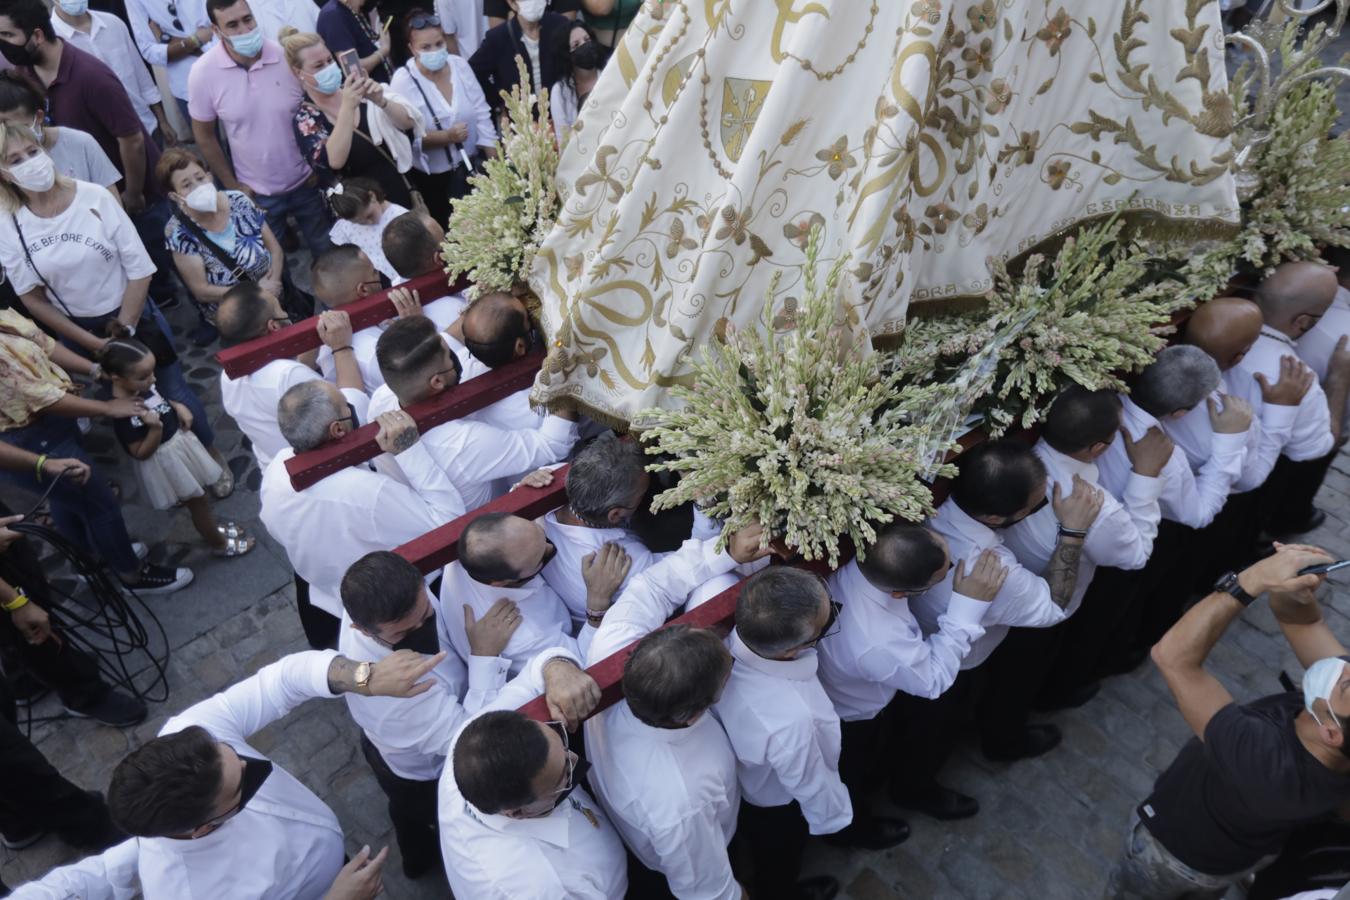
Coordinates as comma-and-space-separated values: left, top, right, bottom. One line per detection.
530, 0, 1240, 424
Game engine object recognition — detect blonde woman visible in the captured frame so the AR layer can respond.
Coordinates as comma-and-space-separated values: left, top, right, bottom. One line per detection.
282, 27, 422, 211
0, 121, 231, 493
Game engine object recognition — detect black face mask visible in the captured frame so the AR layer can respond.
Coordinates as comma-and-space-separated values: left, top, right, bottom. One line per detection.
991, 494, 1049, 529
552, 757, 590, 809
196, 756, 272, 836
570, 41, 600, 71
0, 33, 39, 67
392, 611, 440, 655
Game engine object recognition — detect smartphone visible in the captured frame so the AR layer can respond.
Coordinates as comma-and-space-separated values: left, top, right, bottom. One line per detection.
337, 48, 362, 78
1297, 559, 1350, 576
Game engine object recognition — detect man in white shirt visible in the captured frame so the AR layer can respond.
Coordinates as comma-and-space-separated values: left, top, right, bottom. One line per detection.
1295, 249, 1350, 383
25, 647, 445, 899
246, 0, 317, 43
584, 526, 772, 900
1246, 261, 1350, 537
124, 0, 213, 123
1078, 345, 1252, 680
439, 290, 545, 431
713, 567, 849, 900
819, 523, 1001, 824
49, 2, 174, 140
311, 248, 466, 392
259, 382, 466, 631
907, 440, 1099, 776
373, 315, 578, 509
216, 284, 362, 473
382, 209, 444, 284
339, 549, 518, 879
998, 386, 1165, 718
441, 512, 580, 674
442, 650, 627, 899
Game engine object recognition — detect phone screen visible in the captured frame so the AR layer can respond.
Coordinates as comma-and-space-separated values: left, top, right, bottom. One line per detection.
337, 48, 362, 77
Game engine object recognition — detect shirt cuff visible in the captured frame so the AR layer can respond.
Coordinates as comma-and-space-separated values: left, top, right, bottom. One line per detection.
1123, 471, 1165, 504
540, 413, 579, 444
945, 592, 990, 627
1260, 401, 1299, 432
1210, 429, 1247, 461
305, 649, 341, 696
466, 655, 510, 692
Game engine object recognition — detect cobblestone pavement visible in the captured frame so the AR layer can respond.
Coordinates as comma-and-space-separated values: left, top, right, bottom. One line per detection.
5, 13, 1350, 899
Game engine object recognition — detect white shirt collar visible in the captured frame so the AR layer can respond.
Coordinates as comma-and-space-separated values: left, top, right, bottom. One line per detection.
1035, 439, 1098, 483
935, 498, 996, 549
729, 629, 818, 681
615, 698, 706, 745
1260, 325, 1296, 348
834, 559, 912, 618
544, 510, 632, 543
51, 11, 104, 39
470, 799, 573, 848
1119, 395, 1160, 438
449, 561, 546, 603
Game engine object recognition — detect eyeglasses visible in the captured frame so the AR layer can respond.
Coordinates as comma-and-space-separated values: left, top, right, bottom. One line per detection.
801, 600, 842, 648
335, 402, 358, 429
544, 721, 580, 807
407, 13, 440, 30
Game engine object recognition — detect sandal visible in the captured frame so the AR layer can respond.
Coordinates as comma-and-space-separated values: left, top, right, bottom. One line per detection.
210, 468, 234, 500
213, 522, 255, 558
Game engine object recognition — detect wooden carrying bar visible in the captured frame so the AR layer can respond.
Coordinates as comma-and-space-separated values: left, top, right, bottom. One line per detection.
215, 272, 465, 379
283, 350, 546, 490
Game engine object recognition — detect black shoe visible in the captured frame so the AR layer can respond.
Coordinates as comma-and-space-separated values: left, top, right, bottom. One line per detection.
1033, 680, 1101, 713
122, 563, 194, 595
823, 815, 910, 850
982, 724, 1062, 762
795, 875, 840, 900
1, 828, 46, 850
1269, 508, 1327, 537
64, 690, 147, 728
890, 783, 980, 821
401, 853, 439, 879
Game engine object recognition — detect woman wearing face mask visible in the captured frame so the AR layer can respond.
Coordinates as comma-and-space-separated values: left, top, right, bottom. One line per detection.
391, 10, 495, 225
0, 71, 121, 197
283, 28, 422, 213
159, 148, 284, 328
549, 19, 605, 144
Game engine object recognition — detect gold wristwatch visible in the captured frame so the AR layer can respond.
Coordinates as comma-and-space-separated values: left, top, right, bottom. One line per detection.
354, 661, 373, 694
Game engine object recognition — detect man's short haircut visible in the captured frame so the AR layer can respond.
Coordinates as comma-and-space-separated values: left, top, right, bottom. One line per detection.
341, 551, 424, 630
857, 522, 947, 592
375, 315, 459, 401
452, 710, 549, 814
458, 512, 519, 582
1132, 345, 1220, 418
735, 568, 827, 656
310, 245, 372, 304
950, 439, 1047, 519
205, 0, 247, 25
277, 380, 339, 452
382, 212, 439, 280
0, 0, 54, 40
216, 282, 273, 345
1042, 385, 1123, 456
623, 625, 731, 728
0, 70, 44, 116
464, 294, 531, 368
108, 725, 222, 837
566, 433, 645, 525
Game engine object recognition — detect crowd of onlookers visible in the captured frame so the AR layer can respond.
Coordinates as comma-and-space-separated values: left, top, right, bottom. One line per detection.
1, 1, 1350, 899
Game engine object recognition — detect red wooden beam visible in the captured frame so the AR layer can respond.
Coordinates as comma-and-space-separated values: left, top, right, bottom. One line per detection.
215, 272, 467, 379
284, 350, 546, 490
393, 466, 570, 574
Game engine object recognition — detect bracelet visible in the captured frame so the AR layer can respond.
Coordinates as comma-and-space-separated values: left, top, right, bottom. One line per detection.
3, 589, 29, 612
585, 609, 607, 625
1057, 525, 1089, 539
332, 345, 354, 354
34, 453, 47, 483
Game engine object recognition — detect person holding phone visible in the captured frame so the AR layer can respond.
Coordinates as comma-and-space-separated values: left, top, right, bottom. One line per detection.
316, 0, 392, 82
391, 9, 494, 224
283, 27, 420, 212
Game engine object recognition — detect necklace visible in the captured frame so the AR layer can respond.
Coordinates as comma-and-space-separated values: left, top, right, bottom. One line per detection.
344, 2, 392, 81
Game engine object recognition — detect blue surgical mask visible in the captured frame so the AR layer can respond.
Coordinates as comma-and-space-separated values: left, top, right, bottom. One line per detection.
1304, 656, 1349, 728
312, 61, 342, 94
418, 48, 449, 72
227, 26, 263, 58
56, 0, 89, 15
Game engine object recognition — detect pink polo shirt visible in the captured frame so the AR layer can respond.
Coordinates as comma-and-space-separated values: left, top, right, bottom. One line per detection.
187, 39, 311, 196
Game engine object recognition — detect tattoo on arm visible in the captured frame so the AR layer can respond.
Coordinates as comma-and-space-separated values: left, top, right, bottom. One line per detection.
326, 655, 358, 695
1045, 536, 1084, 610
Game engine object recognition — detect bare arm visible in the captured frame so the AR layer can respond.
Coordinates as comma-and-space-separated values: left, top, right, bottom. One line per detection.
116, 275, 151, 329
172, 252, 234, 304
191, 119, 246, 193
115, 132, 148, 209
17, 290, 105, 352
261, 222, 285, 284
1269, 586, 1349, 669
47, 342, 96, 378
1043, 533, 1085, 610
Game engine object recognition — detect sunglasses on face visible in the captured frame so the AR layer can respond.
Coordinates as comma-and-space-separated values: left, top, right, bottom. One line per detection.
801, 600, 842, 648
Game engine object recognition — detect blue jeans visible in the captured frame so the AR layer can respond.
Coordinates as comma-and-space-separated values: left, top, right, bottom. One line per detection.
69, 300, 215, 450
0, 416, 140, 574
254, 182, 333, 259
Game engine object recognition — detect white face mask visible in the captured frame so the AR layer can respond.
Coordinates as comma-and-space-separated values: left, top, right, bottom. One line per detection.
516, 0, 547, 22
1304, 656, 1348, 730
6, 150, 55, 192
182, 182, 219, 213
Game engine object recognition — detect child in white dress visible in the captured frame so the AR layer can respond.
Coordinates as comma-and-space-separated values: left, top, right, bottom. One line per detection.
326, 177, 408, 285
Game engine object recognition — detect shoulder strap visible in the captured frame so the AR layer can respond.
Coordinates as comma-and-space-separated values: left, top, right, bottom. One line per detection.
9, 212, 73, 317
404, 68, 459, 168
174, 207, 252, 284
351, 117, 421, 196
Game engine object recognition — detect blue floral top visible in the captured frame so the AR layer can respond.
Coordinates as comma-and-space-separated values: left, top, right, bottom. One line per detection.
165, 190, 273, 290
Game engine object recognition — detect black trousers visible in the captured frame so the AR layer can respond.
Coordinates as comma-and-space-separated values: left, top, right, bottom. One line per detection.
1038, 564, 1142, 699
294, 573, 339, 651
0, 677, 117, 846
1189, 489, 1264, 595
977, 623, 1063, 749
735, 799, 808, 900
888, 669, 977, 794
1263, 452, 1336, 534
359, 735, 439, 876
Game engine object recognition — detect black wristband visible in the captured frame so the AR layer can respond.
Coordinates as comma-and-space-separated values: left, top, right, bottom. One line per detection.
1057, 525, 1088, 539
331, 345, 354, 354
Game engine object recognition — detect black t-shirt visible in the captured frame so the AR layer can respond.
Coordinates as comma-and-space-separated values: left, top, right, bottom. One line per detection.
112, 389, 178, 452
1140, 692, 1350, 875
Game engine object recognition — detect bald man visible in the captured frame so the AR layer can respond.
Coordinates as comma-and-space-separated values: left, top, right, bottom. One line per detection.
1244, 261, 1350, 536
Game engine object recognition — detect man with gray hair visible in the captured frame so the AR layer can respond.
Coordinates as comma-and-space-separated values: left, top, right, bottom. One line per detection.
712, 566, 854, 900
1056, 344, 1255, 685
259, 381, 466, 640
